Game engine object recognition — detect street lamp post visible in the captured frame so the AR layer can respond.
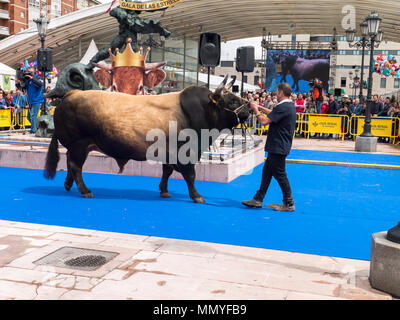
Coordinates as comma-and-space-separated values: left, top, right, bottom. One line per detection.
346, 11, 383, 152
34, 15, 49, 115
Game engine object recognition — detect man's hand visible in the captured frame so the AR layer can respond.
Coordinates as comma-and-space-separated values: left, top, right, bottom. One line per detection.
249, 101, 259, 114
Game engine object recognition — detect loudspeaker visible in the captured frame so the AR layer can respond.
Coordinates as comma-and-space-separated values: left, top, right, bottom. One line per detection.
334, 88, 342, 97
37, 48, 53, 72
236, 46, 254, 73
198, 32, 221, 67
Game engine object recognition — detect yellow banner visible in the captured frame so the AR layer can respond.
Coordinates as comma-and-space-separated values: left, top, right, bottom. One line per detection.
0, 109, 11, 128
119, 0, 183, 11
307, 115, 343, 134
356, 118, 393, 137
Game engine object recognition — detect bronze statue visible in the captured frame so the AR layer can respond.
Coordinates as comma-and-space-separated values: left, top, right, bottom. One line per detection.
89, 6, 171, 66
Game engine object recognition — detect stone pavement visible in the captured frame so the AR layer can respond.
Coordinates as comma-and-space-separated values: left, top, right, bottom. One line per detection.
0, 220, 392, 300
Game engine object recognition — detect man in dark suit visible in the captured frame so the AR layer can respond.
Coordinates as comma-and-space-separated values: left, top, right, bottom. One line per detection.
242, 83, 297, 212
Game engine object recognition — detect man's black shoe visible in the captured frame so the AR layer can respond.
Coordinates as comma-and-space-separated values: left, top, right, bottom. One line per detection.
242, 198, 263, 208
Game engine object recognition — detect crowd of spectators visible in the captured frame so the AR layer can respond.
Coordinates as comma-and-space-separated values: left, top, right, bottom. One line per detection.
243, 89, 400, 119
242, 89, 400, 142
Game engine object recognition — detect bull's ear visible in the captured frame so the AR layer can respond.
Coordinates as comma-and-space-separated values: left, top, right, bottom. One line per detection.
94, 69, 112, 89
225, 76, 236, 91
144, 69, 166, 89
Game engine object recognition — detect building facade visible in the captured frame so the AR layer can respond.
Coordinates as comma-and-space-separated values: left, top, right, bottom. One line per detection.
214, 34, 400, 98
0, 0, 99, 39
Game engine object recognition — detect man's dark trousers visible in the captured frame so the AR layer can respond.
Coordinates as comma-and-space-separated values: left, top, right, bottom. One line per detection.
254, 153, 293, 205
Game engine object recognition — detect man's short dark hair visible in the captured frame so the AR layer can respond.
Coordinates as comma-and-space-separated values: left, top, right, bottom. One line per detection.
277, 83, 292, 98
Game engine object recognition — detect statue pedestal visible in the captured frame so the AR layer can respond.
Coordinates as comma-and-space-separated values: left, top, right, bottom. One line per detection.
355, 136, 378, 153
0, 134, 265, 183
370, 232, 400, 298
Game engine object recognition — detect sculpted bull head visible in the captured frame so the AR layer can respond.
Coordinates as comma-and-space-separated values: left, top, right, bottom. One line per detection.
93, 61, 166, 95
45, 63, 101, 99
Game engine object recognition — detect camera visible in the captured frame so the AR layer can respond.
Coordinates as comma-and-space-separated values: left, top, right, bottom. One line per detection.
16, 68, 33, 82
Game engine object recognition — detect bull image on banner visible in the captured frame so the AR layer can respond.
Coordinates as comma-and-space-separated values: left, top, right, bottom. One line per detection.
265, 50, 330, 93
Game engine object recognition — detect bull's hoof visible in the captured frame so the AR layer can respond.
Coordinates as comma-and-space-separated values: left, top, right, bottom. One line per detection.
193, 197, 205, 204
82, 192, 94, 198
64, 183, 72, 192
160, 192, 171, 198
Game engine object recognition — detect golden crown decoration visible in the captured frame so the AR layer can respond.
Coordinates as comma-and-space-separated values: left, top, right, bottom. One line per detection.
108, 38, 150, 68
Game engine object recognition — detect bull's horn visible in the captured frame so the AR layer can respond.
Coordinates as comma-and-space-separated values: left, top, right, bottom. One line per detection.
145, 62, 166, 71
214, 74, 229, 96
92, 62, 112, 71
225, 76, 236, 90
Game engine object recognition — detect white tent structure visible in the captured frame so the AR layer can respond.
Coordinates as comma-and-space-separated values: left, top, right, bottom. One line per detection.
79, 39, 99, 65
198, 73, 260, 93
0, 62, 15, 91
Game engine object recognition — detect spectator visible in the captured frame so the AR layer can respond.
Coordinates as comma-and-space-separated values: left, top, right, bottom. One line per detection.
388, 101, 400, 117
313, 78, 324, 113
23, 66, 44, 134
371, 94, 384, 116
360, 103, 367, 116
321, 98, 329, 114
304, 101, 316, 114
328, 94, 339, 114
12, 89, 26, 125
295, 93, 306, 113
378, 97, 392, 117
338, 104, 349, 116
263, 94, 274, 109
4, 91, 13, 107
349, 98, 363, 116
0, 92, 7, 109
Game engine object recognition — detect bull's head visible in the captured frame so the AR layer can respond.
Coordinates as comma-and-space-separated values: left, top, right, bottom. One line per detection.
45, 63, 101, 99
93, 61, 166, 95
210, 75, 250, 126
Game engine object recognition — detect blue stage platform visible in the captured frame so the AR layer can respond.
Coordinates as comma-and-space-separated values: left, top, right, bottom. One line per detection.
1, 149, 399, 261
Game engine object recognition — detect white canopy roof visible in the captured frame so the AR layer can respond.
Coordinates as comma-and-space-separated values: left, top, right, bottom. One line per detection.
79, 39, 99, 65
0, 62, 15, 75
0, 1, 398, 70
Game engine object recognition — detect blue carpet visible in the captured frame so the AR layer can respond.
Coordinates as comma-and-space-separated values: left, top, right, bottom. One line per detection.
0, 164, 398, 261
289, 149, 400, 166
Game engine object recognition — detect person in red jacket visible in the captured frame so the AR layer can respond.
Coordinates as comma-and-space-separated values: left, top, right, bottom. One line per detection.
321, 98, 329, 114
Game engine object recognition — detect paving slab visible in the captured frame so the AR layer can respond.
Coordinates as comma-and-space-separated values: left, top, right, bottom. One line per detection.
0, 214, 393, 300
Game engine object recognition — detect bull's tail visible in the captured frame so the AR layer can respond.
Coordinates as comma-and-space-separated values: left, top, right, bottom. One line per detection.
44, 134, 60, 179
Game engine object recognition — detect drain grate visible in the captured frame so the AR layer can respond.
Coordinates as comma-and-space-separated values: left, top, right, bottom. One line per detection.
33, 247, 119, 271
64, 255, 108, 268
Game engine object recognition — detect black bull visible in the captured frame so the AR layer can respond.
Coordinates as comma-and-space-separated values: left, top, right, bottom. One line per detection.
280, 55, 330, 91
44, 76, 250, 203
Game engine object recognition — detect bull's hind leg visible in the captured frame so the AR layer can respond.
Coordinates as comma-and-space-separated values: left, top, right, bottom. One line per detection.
177, 163, 204, 204
159, 164, 174, 198
64, 151, 74, 191
67, 139, 93, 198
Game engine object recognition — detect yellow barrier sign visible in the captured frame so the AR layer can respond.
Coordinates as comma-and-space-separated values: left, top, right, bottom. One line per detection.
307, 115, 343, 134
356, 118, 393, 138
0, 109, 11, 128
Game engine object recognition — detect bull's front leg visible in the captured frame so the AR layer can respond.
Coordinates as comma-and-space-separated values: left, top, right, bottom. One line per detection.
177, 163, 204, 204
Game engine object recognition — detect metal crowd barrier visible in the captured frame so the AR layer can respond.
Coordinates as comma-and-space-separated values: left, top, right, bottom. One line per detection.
349, 116, 400, 144
296, 113, 349, 140
0, 107, 56, 131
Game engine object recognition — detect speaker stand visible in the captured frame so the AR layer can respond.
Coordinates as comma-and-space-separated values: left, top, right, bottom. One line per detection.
207, 67, 211, 89
240, 71, 244, 97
